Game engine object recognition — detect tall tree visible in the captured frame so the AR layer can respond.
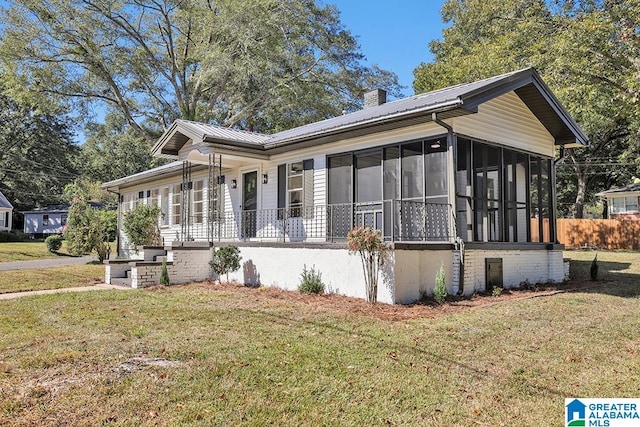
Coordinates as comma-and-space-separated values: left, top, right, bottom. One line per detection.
0, 0, 402, 141
78, 114, 164, 183
413, 0, 640, 218
0, 92, 78, 211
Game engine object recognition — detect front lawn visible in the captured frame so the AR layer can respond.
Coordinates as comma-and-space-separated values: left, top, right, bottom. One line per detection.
0, 252, 638, 425
0, 264, 104, 294
0, 241, 76, 262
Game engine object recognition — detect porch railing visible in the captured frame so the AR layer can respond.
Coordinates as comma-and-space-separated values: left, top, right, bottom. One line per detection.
177, 200, 453, 243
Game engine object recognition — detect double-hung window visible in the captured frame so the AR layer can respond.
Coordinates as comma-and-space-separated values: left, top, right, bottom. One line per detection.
278, 159, 314, 218
192, 180, 204, 224
612, 196, 638, 214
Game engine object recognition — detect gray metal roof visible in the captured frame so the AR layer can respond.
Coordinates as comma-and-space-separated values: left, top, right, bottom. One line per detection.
102, 161, 186, 190
0, 191, 12, 209
152, 68, 589, 157
597, 183, 640, 197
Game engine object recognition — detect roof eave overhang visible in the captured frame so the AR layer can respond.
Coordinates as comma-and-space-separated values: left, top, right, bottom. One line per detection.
263, 100, 465, 153
460, 69, 589, 147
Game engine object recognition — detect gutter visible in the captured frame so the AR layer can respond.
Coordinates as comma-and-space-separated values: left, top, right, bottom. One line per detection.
431, 112, 464, 295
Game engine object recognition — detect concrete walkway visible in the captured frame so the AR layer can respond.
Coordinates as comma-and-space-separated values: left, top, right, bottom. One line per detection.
0, 283, 131, 300
0, 255, 97, 271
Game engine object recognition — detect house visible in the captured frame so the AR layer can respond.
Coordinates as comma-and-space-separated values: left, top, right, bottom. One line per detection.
102, 68, 588, 303
23, 202, 103, 237
597, 183, 640, 219
0, 190, 13, 232
566, 399, 586, 424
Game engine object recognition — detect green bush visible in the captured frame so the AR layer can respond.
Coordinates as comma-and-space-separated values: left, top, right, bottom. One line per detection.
45, 234, 64, 253
209, 246, 241, 283
0, 231, 30, 242
298, 264, 325, 294
433, 263, 447, 304
160, 258, 170, 285
122, 203, 162, 250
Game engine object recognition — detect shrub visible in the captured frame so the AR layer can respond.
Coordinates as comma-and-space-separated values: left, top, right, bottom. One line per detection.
160, 258, 170, 285
45, 234, 63, 253
492, 286, 503, 297
122, 204, 162, 250
433, 263, 447, 304
64, 196, 111, 262
347, 226, 387, 304
210, 246, 241, 283
0, 231, 30, 242
298, 265, 324, 294
590, 254, 598, 281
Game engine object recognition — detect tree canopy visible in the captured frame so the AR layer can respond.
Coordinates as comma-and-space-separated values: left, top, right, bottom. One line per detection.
414, 0, 640, 217
0, 92, 78, 211
0, 0, 402, 142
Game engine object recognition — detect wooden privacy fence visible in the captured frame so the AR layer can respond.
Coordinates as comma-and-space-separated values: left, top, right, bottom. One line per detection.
556, 218, 640, 250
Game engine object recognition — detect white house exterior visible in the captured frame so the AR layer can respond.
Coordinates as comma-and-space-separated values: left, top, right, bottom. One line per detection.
23, 204, 70, 236
103, 68, 588, 303
597, 183, 640, 219
0, 191, 13, 232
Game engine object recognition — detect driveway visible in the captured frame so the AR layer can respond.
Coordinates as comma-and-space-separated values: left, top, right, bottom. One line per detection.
0, 255, 98, 271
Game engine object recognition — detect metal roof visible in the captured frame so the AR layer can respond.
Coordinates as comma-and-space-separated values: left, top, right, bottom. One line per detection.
152, 68, 589, 157
101, 161, 186, 190
596, 183, 640, 197
22, 202, 104, 214
0, 191, 13, 209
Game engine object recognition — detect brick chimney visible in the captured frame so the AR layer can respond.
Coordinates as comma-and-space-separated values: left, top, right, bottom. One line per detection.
364, 89, 387, 108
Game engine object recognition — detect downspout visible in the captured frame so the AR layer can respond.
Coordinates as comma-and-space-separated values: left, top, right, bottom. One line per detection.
431, 113, 464, 295
106, 189, 121, 258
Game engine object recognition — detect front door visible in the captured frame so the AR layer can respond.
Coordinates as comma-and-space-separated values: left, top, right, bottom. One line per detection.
242, 171, 258, 238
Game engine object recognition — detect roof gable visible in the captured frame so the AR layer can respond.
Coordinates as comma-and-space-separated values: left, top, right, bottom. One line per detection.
0, 191, 12, 209
152, 68, 588, 158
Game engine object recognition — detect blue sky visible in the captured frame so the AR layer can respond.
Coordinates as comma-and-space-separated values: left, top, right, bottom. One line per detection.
332, 0, 448, 97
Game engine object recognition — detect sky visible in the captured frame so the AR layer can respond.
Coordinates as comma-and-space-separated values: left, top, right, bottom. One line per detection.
331, 0, 448, 97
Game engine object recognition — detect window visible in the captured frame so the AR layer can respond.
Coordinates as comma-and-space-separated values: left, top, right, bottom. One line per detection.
278, 159, 314, 218
288, 162, 304, 216
172, 184, 181, 226
149, 189, 159, 207
161, 187, 169, 226
43, 214, 49, 226
612, 196, 638, 214
192, 180, 204, 223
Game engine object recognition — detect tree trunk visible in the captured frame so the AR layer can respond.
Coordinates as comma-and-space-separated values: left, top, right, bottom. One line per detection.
572, 170, 587, 219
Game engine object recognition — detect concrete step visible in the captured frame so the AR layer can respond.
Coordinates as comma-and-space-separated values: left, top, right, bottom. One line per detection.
111, 277, 133, 287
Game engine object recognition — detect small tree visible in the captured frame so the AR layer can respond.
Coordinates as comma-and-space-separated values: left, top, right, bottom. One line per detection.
122, 203, 162, 250
209, 246, 242, 283
160, 259, 170, 285
347, 226, 387, 304
64, 196, 111, 262
590, 254, 598, 281
433, 263, 447, 304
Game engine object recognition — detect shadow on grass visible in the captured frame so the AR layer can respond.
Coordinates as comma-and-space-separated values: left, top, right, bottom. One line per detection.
568, 260, 640, 298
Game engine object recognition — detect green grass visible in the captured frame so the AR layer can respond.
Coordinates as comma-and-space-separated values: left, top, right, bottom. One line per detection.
564, 249, 640, 296
0, 241, 77, 262
0, 252, 639, 425
0, 264, 104, 294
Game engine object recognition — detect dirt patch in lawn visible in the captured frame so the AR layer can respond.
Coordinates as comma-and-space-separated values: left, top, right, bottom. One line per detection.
148, 278, 604, 322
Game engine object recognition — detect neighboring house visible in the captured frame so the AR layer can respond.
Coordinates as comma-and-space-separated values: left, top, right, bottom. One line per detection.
103, 68, 588, 303
23, 202, 103, 237
0, 190, 13, 232
597, 183, 640, 219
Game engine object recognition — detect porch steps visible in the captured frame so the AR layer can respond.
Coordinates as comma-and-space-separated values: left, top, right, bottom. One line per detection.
110, 277, 133, 287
